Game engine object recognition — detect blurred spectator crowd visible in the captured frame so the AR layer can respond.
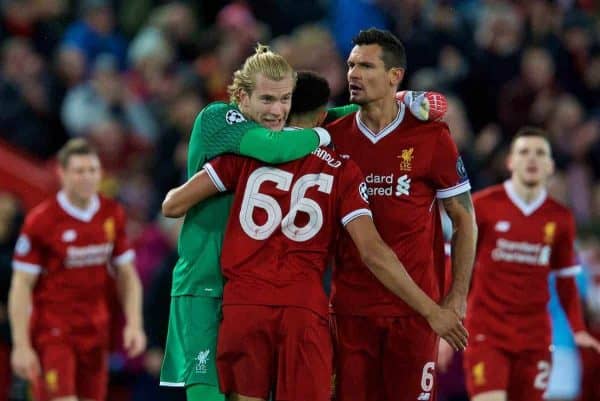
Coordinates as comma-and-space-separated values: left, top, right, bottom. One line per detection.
0, 0, 600, 400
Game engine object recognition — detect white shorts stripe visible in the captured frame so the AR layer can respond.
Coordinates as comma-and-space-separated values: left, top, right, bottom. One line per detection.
159, 381, 186, 387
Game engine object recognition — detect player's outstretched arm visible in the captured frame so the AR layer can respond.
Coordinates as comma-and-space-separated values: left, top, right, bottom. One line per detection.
441, 191, 477, 319
324, 91, 448, 124
324, 104, 359, 123
237, 126, 330, 164
8, 270, 41, 381
189, 103, 330, 173
556, 275, 600, 353
115, 262, 147, 358
162, 170, 220, 218
345, 215, 468, 350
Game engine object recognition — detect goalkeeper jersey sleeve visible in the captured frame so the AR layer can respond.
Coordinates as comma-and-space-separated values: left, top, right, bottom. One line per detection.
187, 102, 328, 176
324, 104, 359, 124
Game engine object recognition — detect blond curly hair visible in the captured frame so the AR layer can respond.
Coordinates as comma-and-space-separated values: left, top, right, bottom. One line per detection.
228, 44, 296, 104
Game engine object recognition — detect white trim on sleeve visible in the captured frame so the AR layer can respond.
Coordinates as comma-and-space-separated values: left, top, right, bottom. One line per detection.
556, 265, 582, 277
436, 180, 471, 199
341, 208, 373, 226
13, 261, 42, 274
314, 127, 331, 147
203, 163, 227, 192
112, 249, 135, 266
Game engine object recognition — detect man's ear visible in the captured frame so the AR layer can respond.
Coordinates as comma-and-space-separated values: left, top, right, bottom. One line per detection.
390, 67, 405, 88
238, 89, 250, 110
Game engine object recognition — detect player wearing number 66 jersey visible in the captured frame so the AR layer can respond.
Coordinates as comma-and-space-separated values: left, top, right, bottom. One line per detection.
161, 72, 467, 401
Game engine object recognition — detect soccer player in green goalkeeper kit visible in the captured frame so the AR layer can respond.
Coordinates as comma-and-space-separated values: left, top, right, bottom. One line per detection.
160, 43, 446, 401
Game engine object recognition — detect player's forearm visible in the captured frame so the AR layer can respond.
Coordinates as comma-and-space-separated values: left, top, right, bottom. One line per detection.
361, 243, 437, 319
445, 193, 477, 299
448, 218, 477, 298
239, 127, 329, 163
162, 170, 218, 217
8, 279, 33, 348
325, 104, 359, 123
116, 264, 144, 329
557, 276, 586, 333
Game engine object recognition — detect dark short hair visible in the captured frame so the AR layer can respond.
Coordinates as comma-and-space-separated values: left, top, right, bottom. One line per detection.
510, 126, 552, 151
57, 138, 98, 167
290, 71, 330, 116
352, 28, 407, 70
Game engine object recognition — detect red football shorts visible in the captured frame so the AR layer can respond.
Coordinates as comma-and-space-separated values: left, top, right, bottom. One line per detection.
463, 341, 551, 401
333, 314, 439, 401
33, 341, 109, 401
217, 305, 332, 401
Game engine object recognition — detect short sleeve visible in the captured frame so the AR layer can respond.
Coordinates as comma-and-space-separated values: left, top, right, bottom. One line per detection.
203, 154, 247, 192
12, 213, 44, 274
430, 125, 471, 199
552, 212, 580, 276
112, 204, 135, 267
338, 159, 372, 226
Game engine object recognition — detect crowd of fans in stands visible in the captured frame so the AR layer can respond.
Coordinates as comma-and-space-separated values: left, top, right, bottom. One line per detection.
0, 0, 599, 400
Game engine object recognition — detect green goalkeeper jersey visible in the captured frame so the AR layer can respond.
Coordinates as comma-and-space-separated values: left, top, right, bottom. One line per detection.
171, 102, 329, 297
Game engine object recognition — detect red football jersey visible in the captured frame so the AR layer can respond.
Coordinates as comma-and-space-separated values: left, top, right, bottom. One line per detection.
466, 182, 579, 352
327, 104, 470, 316
13, 191, 133, 347
205, 147, 371, 318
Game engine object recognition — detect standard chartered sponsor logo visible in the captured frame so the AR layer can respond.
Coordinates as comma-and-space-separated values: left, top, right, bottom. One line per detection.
491, 238, 551, 265
395, 174, 411, 196
365, 173, 411, 197
65, 243, 114, 268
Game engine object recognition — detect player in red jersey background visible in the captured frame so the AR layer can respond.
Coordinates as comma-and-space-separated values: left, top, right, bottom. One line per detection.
324, 28, 477, 401
461, 127, 600, 401
8, 138, 146, 401
161, 71, 467, 401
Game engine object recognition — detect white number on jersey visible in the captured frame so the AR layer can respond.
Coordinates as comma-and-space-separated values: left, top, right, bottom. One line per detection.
533, 360, 550, 390
239, 167, 334, 242
420, 361, 435, 392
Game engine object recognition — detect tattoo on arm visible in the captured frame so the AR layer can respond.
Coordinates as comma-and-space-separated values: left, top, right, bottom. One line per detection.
442, 191, 474, 216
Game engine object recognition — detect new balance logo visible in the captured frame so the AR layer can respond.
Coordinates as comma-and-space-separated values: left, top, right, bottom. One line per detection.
395, 174, 411, 196
417, 392, 431, 401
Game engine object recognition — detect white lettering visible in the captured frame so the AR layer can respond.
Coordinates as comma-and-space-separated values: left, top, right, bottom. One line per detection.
491, 239, 552, 266
312, 148, 342, 168
65, 243, 113, 268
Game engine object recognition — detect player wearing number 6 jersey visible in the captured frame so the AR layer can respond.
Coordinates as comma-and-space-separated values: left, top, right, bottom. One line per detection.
325, 28, 477, 401
162, 72, 467, 401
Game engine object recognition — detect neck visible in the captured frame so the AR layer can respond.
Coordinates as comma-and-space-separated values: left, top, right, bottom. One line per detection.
65, 190, 92, 210
359, 95, 399, 134
288, 117, 317, 129
510, 178, 545, 204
